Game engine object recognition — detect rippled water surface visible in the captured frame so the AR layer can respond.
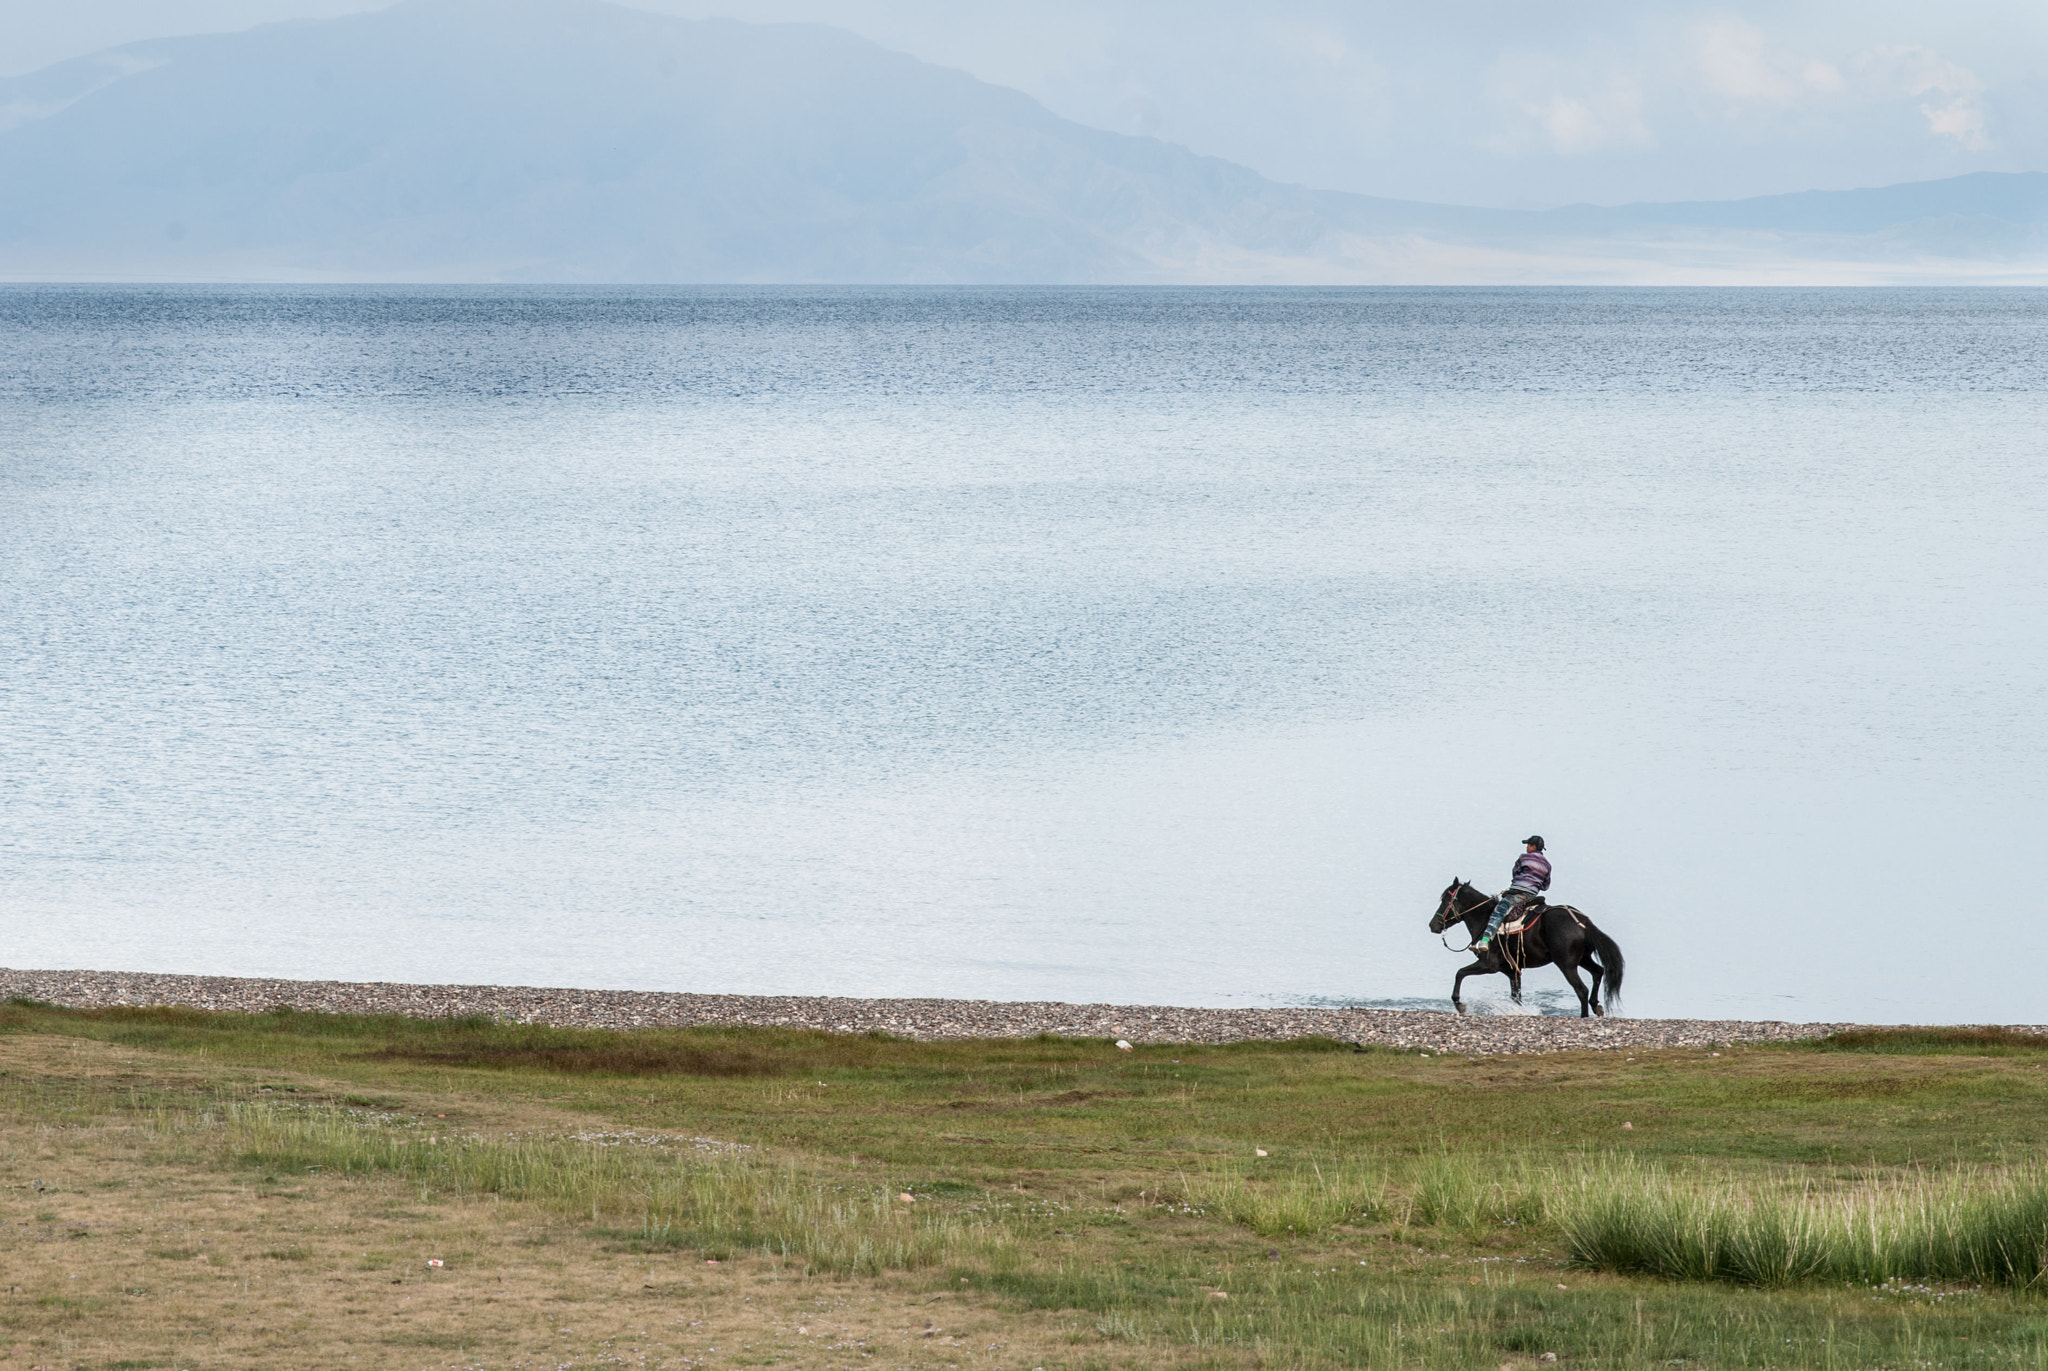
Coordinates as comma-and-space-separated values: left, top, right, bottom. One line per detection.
3, 286, 2042, 1020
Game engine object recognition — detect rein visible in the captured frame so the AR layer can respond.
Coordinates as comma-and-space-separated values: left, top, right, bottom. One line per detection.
1436, 887, 1493, 952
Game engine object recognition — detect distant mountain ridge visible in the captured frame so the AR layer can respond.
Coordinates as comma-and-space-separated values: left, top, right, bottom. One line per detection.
2, 0, 2043, 284
1568, 173, 2048, 233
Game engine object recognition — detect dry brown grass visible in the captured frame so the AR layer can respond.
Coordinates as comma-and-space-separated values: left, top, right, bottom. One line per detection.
0, 1034, 1132, 1371
17, 1004, 952, 1080
1817, 1025, 2048, 1053
357, 1026, 934, 1079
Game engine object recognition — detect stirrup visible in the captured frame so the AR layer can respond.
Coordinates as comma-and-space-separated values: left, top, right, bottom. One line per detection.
1472, 936, 1492, 951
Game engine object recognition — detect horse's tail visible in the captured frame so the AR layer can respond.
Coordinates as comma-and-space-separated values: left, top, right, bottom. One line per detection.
1584, 920, 1625, 1010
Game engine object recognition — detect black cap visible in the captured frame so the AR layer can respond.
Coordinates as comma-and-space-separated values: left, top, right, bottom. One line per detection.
1524, 835, 1545, 851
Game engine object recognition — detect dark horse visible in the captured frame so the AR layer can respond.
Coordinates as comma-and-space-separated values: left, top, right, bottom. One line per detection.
1428, 880, 1626, 1017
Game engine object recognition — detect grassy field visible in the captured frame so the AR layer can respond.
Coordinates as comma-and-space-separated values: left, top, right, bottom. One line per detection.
3, 1003, 2047, 1369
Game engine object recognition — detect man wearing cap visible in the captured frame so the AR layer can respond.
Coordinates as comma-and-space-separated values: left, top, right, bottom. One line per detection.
1472, 836, 1550, 953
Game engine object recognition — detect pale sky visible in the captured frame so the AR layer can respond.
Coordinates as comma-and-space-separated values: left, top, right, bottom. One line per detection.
2, 0, 2042, 207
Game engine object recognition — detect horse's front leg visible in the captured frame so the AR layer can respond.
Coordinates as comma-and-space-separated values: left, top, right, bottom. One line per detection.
1510, 969, 1523, 1006
1451, 961, 1489, 1016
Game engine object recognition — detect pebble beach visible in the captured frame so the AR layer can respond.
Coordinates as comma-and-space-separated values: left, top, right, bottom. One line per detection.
3, 967, 2002, 1055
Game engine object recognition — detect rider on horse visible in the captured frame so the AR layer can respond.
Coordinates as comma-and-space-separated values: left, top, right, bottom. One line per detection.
1472, 835, 1549, 953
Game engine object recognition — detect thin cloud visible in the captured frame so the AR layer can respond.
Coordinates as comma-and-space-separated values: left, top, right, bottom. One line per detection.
1855, 44, 1990, 150
1529, 83, 1653, 154
1486, 51, 1654, 156
1684, 19, 1992, 151
1688, 16, 1846, 107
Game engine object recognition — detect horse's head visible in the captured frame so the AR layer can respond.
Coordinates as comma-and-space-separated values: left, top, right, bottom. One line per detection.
1429, 879, 1469, 934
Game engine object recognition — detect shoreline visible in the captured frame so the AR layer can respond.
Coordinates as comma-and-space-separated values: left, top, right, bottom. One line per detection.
4, 966, 2003, 1054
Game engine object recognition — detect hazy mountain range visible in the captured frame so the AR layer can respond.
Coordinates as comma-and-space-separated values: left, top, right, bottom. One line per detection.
3, 0, 2045, 284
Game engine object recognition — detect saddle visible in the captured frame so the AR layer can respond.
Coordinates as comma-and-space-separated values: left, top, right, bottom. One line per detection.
1500, 895, 1547, 936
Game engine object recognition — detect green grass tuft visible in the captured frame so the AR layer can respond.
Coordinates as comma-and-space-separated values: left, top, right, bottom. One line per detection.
1410, 1154, 1546, 1231
1560, 1158, 2048, 1287
1192, 1162, 1387, 1237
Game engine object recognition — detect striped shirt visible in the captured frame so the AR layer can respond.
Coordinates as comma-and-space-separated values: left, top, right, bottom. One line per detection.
1510, 851, 1551, 893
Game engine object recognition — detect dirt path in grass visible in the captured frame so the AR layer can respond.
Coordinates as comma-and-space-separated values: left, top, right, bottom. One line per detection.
0, 1034, 1103, 1371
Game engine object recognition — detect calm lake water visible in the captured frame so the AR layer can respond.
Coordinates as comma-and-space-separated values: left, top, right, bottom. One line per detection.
2, 286, 2042, 1021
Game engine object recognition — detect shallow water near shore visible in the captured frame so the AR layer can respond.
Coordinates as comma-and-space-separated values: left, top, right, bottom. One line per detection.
2, 286, 2042, 1021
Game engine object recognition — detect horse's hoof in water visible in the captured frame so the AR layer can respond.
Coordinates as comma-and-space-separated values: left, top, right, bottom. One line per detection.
1453, 1001, 1467, 1016
1593, 1005, 1605, 1017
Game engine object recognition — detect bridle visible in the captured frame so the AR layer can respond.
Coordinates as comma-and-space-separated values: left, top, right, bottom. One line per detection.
1433, 883, 1491, 950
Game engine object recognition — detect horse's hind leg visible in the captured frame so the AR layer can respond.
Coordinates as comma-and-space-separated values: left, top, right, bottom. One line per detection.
1586, 961, 1606, 1017
1557, 957, 1595, 1018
